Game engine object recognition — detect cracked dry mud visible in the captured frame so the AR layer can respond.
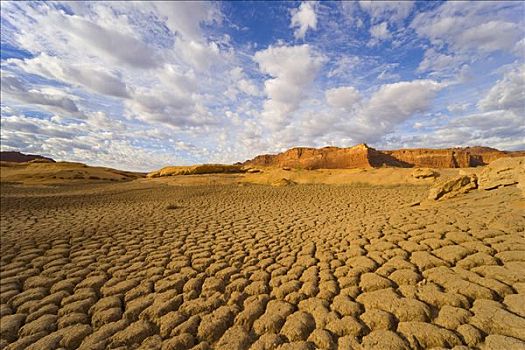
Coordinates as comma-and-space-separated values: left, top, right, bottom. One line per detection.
1, 181, 524, 350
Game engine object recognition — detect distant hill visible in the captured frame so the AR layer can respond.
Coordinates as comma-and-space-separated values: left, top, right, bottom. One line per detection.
0, 151, 55, 163
0, 152, 145, 185
243, 144, 525, 169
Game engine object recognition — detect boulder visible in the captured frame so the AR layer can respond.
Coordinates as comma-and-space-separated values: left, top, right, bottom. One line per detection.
412, 168, 438, 179
428, 175, 477, 200
478, 157, 525, 190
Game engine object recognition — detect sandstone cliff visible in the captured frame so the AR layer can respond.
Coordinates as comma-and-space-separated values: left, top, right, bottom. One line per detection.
243, 144, 524, 169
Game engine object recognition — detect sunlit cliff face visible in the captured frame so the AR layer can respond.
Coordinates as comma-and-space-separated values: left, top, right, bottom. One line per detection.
1, 1, 524, 171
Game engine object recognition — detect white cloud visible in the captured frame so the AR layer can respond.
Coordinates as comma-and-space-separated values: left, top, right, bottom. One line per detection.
325, 86, 361, 110
327, 55, 362, 78
398, 110, 525, 151
1, 1, 522, 168
151, 2, 222, 41
369, 22, 391, 40
359, 1, 414, 24
238, 79, 259, 97
1, 74, 81, 115
417, 48, 459, 74
478, 64, 525, 114
411, 2, 523, 54
290, 2, 318, 40
50, 11, 163, 69
457, 21, 521, 53
0, 113, 191, 171
254, 44, 324, 128
224, 67, 260, 99
447, 102, 471, 114
175, 38, 223, 72
13, 53, 130, 98
341, 80, 447, 141
377, 69, 400, 81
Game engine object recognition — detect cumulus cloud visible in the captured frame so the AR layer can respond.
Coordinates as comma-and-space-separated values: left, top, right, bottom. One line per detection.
1, 1, 522, 169
226, 67, 260, 98
290, 2, 318, 40
345, 80, 446, 142
175, 38, 223, 72
478, 64, 525, 114
325, 86, 361, 110
254, 44, 324, 128
362, 80, 445, 125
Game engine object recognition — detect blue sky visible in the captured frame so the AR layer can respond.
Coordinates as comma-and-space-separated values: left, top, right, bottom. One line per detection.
1, 1, 524, 171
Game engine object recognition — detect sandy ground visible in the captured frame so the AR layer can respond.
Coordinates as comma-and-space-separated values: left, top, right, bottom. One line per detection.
0, 161, 144, 185
1, 180, 524, 350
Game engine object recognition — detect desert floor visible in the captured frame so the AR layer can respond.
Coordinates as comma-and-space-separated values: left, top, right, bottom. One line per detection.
1, 180, 524, 350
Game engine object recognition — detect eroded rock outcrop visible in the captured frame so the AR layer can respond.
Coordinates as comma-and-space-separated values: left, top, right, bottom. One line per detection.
428, 175, 478, 200
243, 145, 523, 170
427, 157, 525, 201
478, 157, 525, 190
246, 144, 382, 170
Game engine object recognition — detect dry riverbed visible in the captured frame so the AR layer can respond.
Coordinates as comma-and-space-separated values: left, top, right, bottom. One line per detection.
1, 180, 524, 349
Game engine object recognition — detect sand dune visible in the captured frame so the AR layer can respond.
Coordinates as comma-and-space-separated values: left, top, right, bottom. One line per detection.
1, 160, 524, 349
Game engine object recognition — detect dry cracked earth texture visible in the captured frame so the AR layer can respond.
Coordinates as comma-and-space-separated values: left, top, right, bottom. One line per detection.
1, 181, 524, 350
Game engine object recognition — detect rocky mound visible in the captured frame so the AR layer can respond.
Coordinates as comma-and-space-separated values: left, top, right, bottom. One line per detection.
244, 145, 524, 170
147, 164, 245, 178
427, 157, 525, 201
0, 161, 144, 184
0, 151, 55, 163
478, 157, 525, 190
428, 175, 478, 200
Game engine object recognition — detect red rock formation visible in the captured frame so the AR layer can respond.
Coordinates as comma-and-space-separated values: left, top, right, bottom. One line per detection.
383, 149, 472, 168
0, 151, 55, 163
247, 144, 390, 169
243, 145, 524, 169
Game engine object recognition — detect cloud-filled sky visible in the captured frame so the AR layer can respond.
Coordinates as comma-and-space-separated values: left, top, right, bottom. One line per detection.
1, 1, 524, 171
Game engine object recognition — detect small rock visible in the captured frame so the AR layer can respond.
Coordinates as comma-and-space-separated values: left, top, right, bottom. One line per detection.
271, 178, 296, 187
412, 168, 438, 179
